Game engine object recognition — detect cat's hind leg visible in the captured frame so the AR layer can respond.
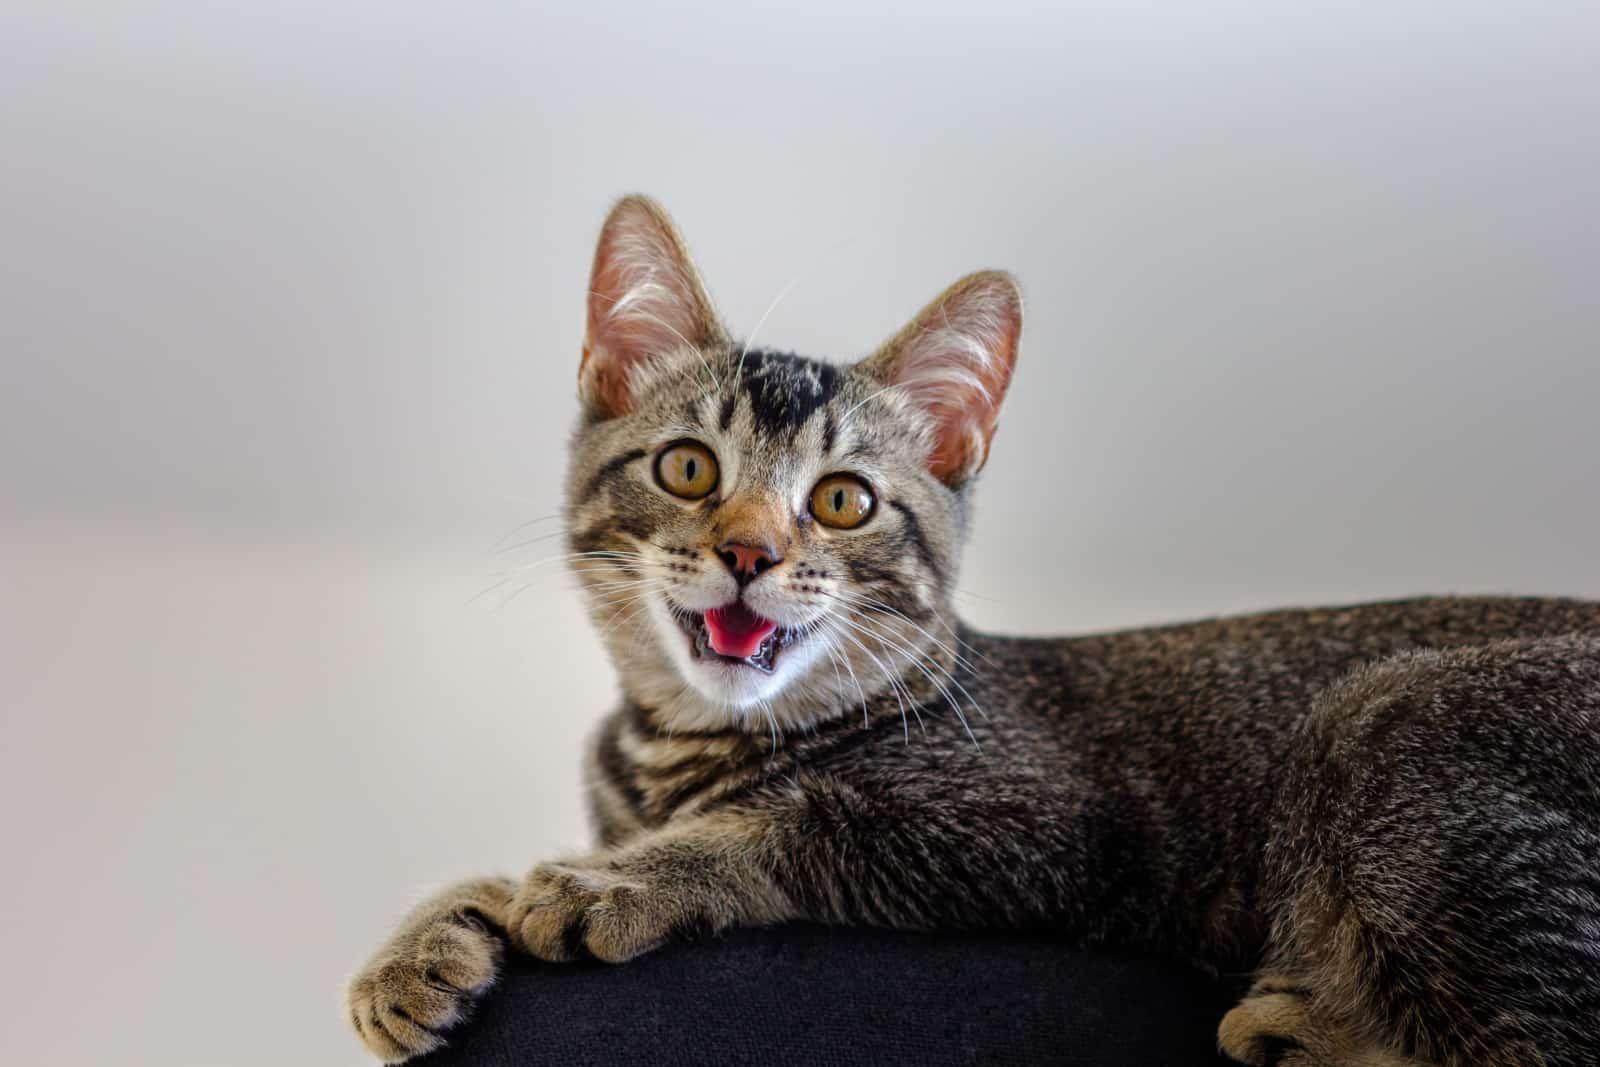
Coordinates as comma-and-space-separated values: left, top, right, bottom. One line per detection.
1218, 975, 1428, 1067
1244, 636, 1600, 1067
346, 877, 515, 1063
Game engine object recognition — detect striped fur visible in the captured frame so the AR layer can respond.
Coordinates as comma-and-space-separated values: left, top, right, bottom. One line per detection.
347, 197, 1600, 1067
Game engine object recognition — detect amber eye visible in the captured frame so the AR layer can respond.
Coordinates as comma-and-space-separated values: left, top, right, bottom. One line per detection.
654, 441, 719, 499
810, 474, 876, 529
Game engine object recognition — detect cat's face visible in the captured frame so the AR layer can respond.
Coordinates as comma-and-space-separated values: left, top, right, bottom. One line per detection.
564, 197, 1021, 732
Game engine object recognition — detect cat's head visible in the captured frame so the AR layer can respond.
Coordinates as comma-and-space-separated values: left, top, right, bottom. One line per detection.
565, 196, 1021, 732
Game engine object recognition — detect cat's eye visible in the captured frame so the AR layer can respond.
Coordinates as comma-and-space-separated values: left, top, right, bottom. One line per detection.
654, 440, 719, 500
810, 474, 876, 529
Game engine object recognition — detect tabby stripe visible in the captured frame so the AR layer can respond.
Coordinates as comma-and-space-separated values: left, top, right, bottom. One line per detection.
649, 766, 743, 816
634, 748, 738, 779
594, 723, 646, 814
625, 700, 656, 734
843, 557, 899, 588
615, 514, 653, 541
574, 512, 652, 546
579, 448, 646, 500
740, 350, 841, 436
886, 498, 940, 574
569, 520, 643, 560
699, 715, 907, 809
789, 719, 901, 770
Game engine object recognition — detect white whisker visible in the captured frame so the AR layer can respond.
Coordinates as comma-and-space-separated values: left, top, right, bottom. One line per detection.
736, 234, 860, 387
833, 612, 980, 749
826, 618, 918, 741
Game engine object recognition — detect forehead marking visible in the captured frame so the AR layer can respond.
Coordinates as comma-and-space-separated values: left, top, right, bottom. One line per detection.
737, 349, 841, 437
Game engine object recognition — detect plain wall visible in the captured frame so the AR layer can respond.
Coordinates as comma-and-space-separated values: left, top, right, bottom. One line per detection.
3, 3, 1598, 1065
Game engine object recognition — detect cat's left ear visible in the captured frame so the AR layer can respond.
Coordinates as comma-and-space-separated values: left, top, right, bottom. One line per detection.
860, 271, 1023, 486
580, 195, 727, 419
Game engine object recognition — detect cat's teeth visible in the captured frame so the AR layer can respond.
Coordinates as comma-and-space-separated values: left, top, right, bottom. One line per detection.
746, 632, 779, 672
686, 613, 787, 673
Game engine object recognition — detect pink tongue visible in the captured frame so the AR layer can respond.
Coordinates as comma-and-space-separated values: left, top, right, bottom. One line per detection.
704, 603, 778, 659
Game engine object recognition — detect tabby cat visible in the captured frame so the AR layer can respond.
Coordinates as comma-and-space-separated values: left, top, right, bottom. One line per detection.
347, 196, 1600, 1066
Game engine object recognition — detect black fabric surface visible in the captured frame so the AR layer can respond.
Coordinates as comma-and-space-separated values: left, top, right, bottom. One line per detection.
417, 924, 1243, 1066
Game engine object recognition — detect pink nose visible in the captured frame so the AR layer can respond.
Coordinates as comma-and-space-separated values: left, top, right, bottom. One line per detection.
716, 541, 781, 584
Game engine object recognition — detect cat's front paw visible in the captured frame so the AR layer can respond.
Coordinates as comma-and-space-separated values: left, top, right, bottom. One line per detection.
346, 887, 507, 1063
507, 860, 680, 964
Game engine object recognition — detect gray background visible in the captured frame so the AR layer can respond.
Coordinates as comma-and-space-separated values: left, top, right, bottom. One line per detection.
3, 3, 1597, 1065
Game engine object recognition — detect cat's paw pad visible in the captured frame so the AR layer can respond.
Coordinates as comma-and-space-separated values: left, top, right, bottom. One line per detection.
347, 912, 502, 1063
507, 862, 671, 963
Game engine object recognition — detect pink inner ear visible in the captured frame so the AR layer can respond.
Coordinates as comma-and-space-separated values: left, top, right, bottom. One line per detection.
578, 341, 631, 419
581, 197, 718, 418
884, 275, 1021, 482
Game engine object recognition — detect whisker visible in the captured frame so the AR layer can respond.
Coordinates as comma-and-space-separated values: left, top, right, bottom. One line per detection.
834, 612, 981, 748
490, 512, 563, 552
494, 528, 570, 556
818, 633, 869, 728
466, 574, 516, 607
826, 619, 918, 741
813, 589, 987, 719
736, 233, 860, 389
837, 381, 908, 426
595, 596, 660, 641
491, 579, 538, 612
829, 612, 974, 738
502, 551, 654, 576
586, 586, 672, 613
823, 588, 982, 676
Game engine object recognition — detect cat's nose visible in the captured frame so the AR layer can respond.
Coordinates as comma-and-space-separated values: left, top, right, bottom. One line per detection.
716, 541, 782, 586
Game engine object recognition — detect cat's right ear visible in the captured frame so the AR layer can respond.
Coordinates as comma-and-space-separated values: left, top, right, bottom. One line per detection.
860, 270, 1023, 487
580, 196, 726, 420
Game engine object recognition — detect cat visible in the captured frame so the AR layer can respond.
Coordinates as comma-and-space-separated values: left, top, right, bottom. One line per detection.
347, 195, 1600, 1066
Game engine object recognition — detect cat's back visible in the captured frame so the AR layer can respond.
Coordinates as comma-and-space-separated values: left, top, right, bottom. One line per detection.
972, 595, 1600, 734
959, 595, 1600, 961
964, 595, 1600, 880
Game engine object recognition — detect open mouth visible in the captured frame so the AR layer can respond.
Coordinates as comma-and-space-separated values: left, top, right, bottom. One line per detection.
675, 602, 801, 674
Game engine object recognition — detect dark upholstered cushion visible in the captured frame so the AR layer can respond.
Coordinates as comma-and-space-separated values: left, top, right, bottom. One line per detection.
416, 924, 1243, 1066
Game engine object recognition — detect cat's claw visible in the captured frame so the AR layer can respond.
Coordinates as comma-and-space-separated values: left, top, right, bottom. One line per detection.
347, 898, 505, 1063
507, 861, 672, 964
